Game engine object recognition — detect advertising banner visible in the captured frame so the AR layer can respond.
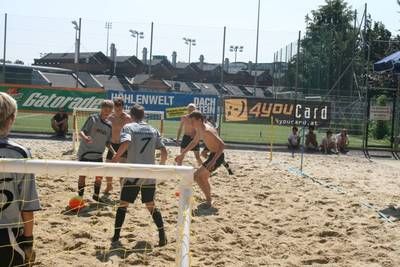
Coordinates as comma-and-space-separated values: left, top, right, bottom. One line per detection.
0, 84, 106, 113
108, 90, 219, 120
224, 97, 331, 126
166, 106, 188, 119
370, 105, 391, 121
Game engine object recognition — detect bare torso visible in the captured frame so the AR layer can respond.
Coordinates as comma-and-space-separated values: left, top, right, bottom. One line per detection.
109, 112, 132, 143
199, 123, 224, 153
182, 115, 196, 137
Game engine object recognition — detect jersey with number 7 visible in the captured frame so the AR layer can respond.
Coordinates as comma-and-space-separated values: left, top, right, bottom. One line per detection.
120, 122, 165, 184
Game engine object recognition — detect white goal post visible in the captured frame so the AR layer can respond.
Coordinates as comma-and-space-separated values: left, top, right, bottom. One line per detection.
0, 159, 193, 267
72, 107, 165, 152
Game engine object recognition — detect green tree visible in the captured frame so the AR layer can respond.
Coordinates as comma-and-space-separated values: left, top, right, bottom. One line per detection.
286, 0, 356, 96
286, 0, 400, 95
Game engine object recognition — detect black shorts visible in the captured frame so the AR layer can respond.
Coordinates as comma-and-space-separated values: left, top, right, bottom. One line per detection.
202, 153, 225, 172
106, 143, 127, 160
79, 157, 103, 162
180, 135, 200, 151
120, 180, 156, 204
0, 228, 24, 266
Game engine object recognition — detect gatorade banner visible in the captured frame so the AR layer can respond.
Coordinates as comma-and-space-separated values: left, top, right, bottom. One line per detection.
224, 97, 331, 126
108, 90, 219, 120
0, 84, 106, 113
166, 106, 188, 119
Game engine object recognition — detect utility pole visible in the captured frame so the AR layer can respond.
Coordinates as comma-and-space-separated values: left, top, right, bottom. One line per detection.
149, 22, 153, 76
2, 13, 7, 83
253, 0, 261, 95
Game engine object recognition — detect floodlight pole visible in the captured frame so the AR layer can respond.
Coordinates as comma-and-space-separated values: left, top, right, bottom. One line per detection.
105, 22, 112, 56
183, 38, 196, 64
2, 13, 7, 83
221, 26, 226, 85
74, 18, 82, 88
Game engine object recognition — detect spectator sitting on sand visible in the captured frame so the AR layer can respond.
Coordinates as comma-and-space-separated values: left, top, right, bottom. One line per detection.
320, 129, 338, 154
305, 125, 318, 152
336, 128, 349, 153
51, 108, 68, 137
288, 126, 301, 151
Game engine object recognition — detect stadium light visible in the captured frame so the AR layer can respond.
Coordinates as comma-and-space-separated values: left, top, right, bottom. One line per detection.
129, 29, 144, 57
71, 19, 81, 88
71, 20, 79, 30
183, 37, 196, 63
105, 22, 112, 56
229, 45, 244, 62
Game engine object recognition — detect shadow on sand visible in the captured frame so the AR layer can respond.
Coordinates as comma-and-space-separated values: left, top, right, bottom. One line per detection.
192, 202, 219, 217
379, 206, 400, 221
95, 240, 153, 262
62, 196, 118, 217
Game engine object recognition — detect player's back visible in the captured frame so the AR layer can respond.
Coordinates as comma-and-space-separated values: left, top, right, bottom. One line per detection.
0, 138, 41, 229
123, 122, 163, 165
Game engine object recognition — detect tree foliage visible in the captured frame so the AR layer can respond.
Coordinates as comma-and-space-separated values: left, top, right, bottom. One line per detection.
285, 0, 400, 95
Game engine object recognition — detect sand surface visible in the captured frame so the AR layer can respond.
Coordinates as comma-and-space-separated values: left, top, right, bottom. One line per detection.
7, 138, 400, 266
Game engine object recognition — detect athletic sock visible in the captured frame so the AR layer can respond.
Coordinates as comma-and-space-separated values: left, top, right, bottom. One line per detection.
223, 161, 234, 175
94, 181, 101, 197
113, 207, 127, 242
78, 183, 85, 197
152, 209, 167, 246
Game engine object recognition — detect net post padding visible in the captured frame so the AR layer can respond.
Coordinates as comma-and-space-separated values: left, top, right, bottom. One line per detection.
0, 159, 193, 267
176, 172, 193, 267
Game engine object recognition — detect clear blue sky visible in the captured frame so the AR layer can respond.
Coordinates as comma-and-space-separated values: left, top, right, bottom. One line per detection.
0, 0, 398, 65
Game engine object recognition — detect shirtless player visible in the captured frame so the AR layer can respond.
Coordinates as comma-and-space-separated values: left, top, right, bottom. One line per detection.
105, 97, 132, 193
176, 103, 202, 166
175, 111, 225, 207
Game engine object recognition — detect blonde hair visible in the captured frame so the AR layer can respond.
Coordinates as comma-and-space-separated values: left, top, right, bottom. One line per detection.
0, 92, 17, 136
100, 99, 114, 109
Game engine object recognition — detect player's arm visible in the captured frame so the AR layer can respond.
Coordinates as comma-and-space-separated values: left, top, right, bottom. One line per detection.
112, 141, 129, 162
176, 118, 184, 143
112, 125, 130, 162
21, 211, 34, 237
79, 116, 94, 143
79, 131, 92, 143
19, 171, 41, 266
159, 147, 167, 165
181, 130, 200, 155
21, 211, 35, 265
51, 116, 58, 130
155, 130, 167, 165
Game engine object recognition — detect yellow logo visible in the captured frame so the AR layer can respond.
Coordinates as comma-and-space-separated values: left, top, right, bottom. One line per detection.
224, 98, 248, 121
